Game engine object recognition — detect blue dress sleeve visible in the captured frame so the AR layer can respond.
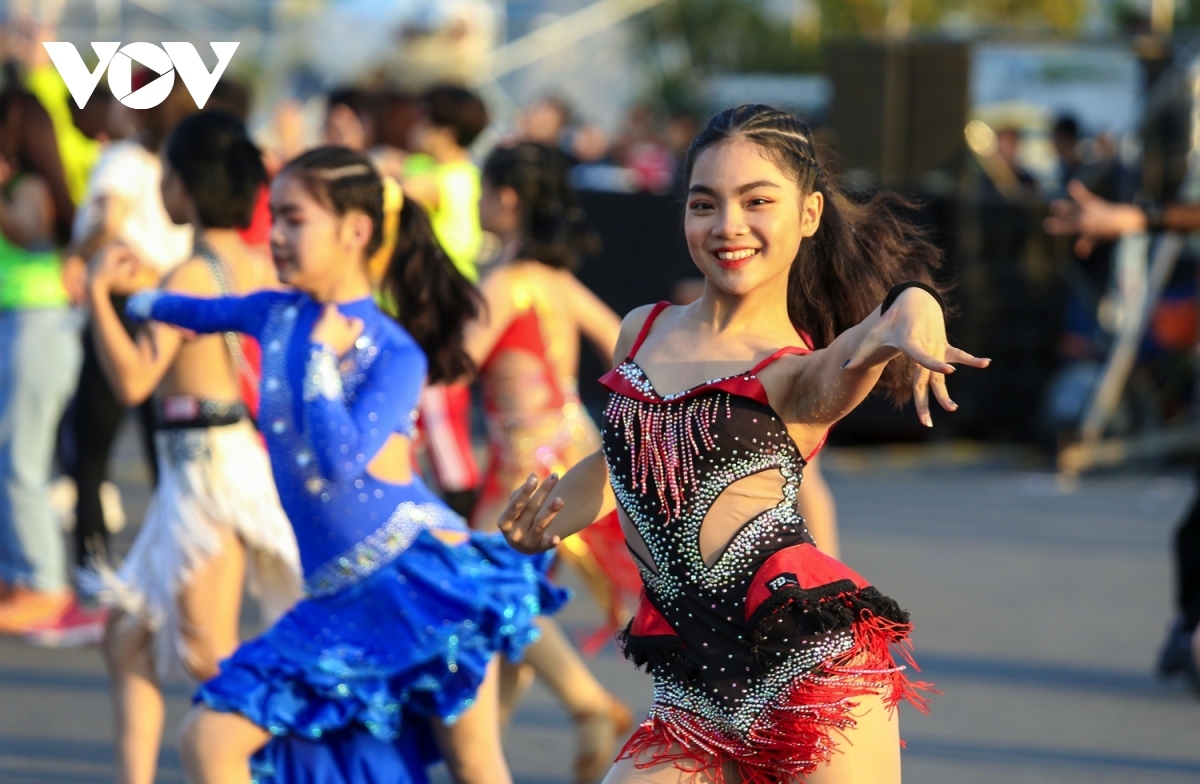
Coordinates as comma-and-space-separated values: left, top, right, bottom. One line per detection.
301, 335, 427, 483
126, 290, 286, 338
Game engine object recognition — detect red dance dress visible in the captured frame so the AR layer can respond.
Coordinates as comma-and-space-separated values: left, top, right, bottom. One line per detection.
599, 302, 931, 782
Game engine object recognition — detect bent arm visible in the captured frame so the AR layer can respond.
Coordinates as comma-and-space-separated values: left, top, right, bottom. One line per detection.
304, 339, 426, 483
568, 275, 621, 364
92, 258, 234, 405
499, 450, 615, 553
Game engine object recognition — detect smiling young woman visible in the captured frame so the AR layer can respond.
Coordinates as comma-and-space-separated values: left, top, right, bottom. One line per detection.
496, 105, 990, 784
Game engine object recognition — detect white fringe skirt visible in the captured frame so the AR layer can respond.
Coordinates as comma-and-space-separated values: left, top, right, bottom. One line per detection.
87, 420, 301, 681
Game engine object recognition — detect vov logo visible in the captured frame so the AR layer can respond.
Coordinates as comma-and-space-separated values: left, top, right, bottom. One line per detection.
42, 42, 239, 110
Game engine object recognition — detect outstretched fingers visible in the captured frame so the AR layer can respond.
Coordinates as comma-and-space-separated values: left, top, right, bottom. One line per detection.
944, 345, 991, 369
497, 475, 538, 534
498, 474, 560, 552
912, 365, 932, 427
930, 372, 956, 412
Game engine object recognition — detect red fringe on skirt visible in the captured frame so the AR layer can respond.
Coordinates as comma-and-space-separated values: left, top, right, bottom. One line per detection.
617, 612, 934, 783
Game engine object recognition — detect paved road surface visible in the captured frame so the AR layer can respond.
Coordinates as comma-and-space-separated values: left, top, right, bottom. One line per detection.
1, 428, 1197, 783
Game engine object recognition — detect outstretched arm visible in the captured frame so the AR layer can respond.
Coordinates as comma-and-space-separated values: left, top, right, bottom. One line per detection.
788, 287, 989, 439
126, 286, 278, 337
1044, 180, 1200, 258
88, 249, 211, 406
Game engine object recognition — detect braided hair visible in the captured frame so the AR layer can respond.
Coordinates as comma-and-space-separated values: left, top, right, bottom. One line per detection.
282, 146, 480, 384
481, 141, 599, 269
684, 104, 947, 404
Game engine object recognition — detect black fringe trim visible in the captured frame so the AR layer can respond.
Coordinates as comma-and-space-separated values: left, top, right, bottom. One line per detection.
747, 581, 910, 635
616, 623, 700, 681
748, 584, 912, 674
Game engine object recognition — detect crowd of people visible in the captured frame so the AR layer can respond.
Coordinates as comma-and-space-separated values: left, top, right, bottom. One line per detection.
2, 16, 1193, 784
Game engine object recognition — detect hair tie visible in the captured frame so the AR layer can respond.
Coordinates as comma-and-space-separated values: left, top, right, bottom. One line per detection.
382, 176, 404, 216
880, 281, 944, 315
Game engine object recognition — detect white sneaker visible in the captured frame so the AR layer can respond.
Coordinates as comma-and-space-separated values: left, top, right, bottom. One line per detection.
100, 481, 126, 534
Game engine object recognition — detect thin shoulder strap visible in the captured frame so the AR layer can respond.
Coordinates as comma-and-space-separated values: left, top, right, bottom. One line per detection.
748, 345, 813, 375
627, 301, 671, 359
194, 243, 259, 390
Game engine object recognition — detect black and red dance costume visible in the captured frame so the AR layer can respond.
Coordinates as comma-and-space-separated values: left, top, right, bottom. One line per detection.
599, 302, 931, 782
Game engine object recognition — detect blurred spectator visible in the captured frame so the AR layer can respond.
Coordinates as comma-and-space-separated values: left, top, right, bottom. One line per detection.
995, 127, 1038, 192
2, 19, 98, 209
401, 84, 489, 512
519, 94, 571, 149
1050, 116, 1123, 360
67, 74, 198, 579
0, 74, 84, 633
370, 89, 436, 180
1045, 183, 1200, 688
1052, 115, 1082, 196
403, 84, 488, 282
612, 103, 674, 194
322, 87, 374, 151
664, 111, 698, 192
568, 123, 639, 193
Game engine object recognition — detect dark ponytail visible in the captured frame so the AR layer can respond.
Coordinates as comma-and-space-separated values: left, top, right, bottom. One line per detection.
381, 199, 481, 384
684, 104, 947, 404
283, 145, 481, 384
481, 141, 598, 269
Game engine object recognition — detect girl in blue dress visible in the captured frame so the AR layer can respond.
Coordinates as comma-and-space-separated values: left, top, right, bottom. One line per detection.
125, 146, 566, 783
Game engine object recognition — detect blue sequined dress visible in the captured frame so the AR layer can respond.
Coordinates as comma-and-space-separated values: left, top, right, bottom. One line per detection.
128, 289, 567, 782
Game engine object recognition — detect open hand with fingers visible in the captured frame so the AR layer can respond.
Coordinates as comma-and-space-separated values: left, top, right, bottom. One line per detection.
498, 474, 565, 554
1043, 180, 1147, 258
88, 243, 147, 297
842, 286, 991, 427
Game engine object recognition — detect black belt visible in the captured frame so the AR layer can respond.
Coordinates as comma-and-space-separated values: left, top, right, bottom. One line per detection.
154, 396, 249, 430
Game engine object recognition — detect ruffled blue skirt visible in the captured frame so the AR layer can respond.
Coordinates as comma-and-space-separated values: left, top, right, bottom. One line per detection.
195, 529, 567, 783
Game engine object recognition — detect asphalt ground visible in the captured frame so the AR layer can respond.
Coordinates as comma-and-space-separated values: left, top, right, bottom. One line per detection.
1, 425, 1197, 783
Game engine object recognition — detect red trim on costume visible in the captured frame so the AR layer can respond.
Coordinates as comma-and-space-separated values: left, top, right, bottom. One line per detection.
629, 590, 677, 638
743, 543, 870, 623
626, 301, 672, 359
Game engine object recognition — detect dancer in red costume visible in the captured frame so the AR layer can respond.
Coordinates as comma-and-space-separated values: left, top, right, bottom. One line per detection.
499, 105, 990, 783
468, 142, 635, 783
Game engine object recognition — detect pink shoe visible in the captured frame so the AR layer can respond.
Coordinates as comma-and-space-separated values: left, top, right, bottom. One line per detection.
24, 598, 109, 648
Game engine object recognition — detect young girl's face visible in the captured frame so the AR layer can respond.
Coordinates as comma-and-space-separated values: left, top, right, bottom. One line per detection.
269, 171, 368, 296
684, 137, 821, 297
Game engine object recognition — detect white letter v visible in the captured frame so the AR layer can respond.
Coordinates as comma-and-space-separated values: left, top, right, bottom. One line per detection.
42, 42, 120, 109
163, 42, 239, 109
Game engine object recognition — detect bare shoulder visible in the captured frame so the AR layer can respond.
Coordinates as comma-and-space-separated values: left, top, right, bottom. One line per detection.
161, 257, 220, 296
613, 303, 660, 361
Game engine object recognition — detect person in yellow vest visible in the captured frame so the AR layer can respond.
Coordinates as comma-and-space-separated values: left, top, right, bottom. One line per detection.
403, 85, 487, 282
401, 86, 490, 513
